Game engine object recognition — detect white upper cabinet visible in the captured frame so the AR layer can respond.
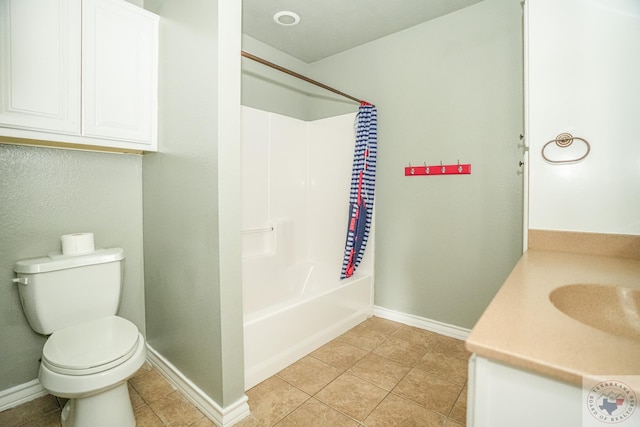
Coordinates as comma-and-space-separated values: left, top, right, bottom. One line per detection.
82, 0, 157, 145
0, 0, 158, 152
0, 0, 81, 134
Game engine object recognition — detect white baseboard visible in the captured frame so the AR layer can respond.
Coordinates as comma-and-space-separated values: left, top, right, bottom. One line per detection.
0, 379, 48, 412
146, 345, 250, 427
373, 305, 471, 340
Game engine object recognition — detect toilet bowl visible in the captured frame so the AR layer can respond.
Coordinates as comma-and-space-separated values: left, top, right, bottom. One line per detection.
39, 316, 147, 427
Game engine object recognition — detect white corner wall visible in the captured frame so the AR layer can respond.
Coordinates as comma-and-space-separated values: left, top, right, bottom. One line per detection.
307, 113, 362, 269
527, 0, 640, 235
241, 106, 373, 274
241, 107, 308, 264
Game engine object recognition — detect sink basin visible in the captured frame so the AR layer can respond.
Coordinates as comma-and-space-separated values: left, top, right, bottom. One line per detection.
549, 284, 640, 341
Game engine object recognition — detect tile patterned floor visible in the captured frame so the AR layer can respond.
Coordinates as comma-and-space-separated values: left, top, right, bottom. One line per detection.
0, 317, 468, 426
237, 317, 468, 426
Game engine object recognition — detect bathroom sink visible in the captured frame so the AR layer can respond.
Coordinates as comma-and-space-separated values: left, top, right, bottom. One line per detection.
549, 284, 640, 342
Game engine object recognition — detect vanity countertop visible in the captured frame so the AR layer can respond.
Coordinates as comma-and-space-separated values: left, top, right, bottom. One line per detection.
465, 248, 640, 387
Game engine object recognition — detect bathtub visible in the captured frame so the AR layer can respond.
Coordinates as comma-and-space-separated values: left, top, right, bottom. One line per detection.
242, 254, 373, 390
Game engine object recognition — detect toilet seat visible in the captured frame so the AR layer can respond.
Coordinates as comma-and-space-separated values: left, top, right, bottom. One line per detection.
42, 316, 140, 376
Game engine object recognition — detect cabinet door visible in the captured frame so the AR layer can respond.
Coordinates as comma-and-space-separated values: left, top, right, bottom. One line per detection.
468, 356, 583, 427
82, 0, 158, 146
0, 0, 81, 133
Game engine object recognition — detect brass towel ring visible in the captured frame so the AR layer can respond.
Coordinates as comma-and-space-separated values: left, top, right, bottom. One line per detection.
541, 133, 591, 164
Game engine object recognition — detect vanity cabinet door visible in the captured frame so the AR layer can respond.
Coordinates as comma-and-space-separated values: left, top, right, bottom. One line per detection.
467, 355, 583, 427
0, 0, 81, 134
82, 0, 158, 147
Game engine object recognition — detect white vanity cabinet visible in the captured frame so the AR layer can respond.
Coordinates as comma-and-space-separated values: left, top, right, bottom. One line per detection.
467, 355, 584, 427
0, 0, 158, 152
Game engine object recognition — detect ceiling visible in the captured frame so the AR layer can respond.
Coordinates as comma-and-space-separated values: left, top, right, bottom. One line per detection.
242, 0, 485, 63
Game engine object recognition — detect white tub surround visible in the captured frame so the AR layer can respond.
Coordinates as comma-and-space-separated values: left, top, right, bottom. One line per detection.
241, 106, 375, 390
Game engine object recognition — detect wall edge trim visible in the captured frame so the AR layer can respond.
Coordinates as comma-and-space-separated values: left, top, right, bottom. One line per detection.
0, 378, 48, 412
146, 345, 249, 427
373, 305, 471, 340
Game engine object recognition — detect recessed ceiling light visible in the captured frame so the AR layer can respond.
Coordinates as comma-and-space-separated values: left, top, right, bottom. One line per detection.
273, 11, 300, 26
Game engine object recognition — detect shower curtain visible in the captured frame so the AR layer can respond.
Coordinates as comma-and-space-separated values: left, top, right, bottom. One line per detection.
340, 102, 378, 279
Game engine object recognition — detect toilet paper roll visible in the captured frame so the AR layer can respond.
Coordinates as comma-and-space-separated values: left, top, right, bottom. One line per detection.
61, 233, 95, 256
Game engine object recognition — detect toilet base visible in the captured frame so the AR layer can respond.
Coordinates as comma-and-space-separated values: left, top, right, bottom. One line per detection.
60, 382, 135, 427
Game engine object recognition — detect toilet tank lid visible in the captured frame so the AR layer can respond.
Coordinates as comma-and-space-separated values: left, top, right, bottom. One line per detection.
14, 248, 124, 274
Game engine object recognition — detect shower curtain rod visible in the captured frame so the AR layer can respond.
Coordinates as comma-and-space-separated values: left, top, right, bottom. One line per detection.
241, 51, 370, 105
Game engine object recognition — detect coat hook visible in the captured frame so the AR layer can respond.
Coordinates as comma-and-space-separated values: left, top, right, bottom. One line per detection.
404, 161, 471, 176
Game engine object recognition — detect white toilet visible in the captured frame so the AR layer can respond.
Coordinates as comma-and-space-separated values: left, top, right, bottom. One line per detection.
14, 248, 146, 427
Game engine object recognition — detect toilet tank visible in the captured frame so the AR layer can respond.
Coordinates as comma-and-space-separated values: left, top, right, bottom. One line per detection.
14, 248, 125, 335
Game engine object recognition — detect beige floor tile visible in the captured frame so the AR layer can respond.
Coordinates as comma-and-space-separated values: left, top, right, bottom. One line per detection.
129, 369, 176, 404
0, 394, 60, 427
133, 362, 156, 378
392, 324, 441, 348
449, 407, 466, 425
315, 373, 387, 422
277, 356, 342, 395
20, 409, 62, 427
449, 384, 467, 423
275, 398, 359, 427
347, 353, 410, 391
429, 334, 470, 360
415, 351, 468, 385
129, 383, 146, 409
133, 404, 165, 427
236, 376, 310, 427
363, 393, 446, 427
336, 324, 389, 351
444, 419, 465, 427
148, 390, 206, 426
358, 316, 403, 336
233, 412, 262, 426
310, 340, 369, 370
189, 416, 218, 426
393, 369, 463, 417
373, 336, 428, 367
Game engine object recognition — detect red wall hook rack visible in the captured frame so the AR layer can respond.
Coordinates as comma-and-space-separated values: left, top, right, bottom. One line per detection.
404, 162, 471, 176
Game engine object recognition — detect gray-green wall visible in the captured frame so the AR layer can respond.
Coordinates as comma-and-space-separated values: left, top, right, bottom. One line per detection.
243, 0, 524, 329
0, 0, 148, 397
318, 0, 524, 328
142, 0, 245, 407
0, 145, 145, 391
